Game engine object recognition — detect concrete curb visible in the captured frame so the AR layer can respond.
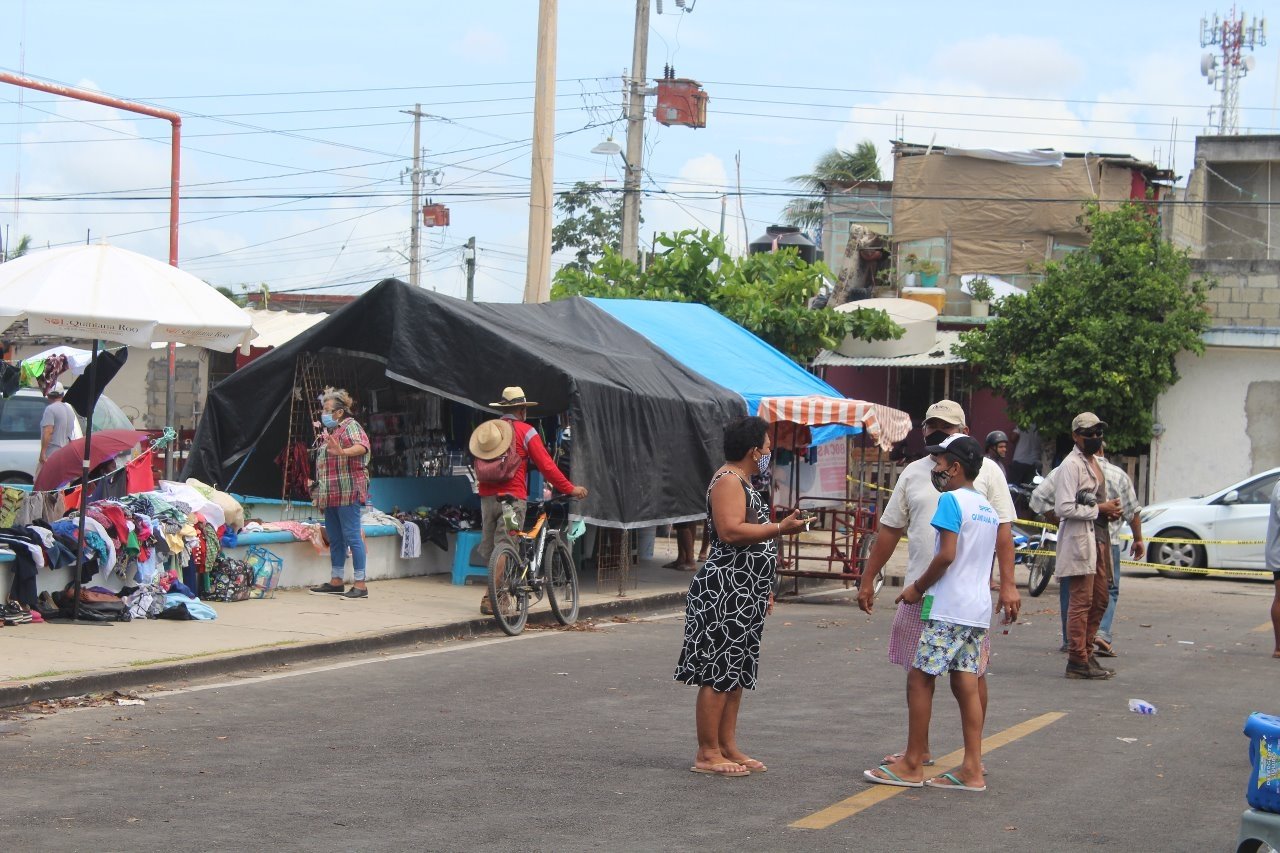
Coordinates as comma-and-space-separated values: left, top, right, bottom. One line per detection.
0, 591, 690, 710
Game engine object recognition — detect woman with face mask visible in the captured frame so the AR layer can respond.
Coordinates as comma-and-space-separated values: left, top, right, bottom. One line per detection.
308, 387, 372, 599
674, 415, 807, 777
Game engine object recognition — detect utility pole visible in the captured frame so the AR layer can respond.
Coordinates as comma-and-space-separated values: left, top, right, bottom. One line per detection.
620, 0, 650, 265
464, 237, 476, 302
523, 0, 558, 303
401, 105, 426, 287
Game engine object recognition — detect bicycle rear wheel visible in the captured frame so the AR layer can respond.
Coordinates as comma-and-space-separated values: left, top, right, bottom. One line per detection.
1026, 551, 1055, 597
545, 535, 580, 626
488, 539, 528, 636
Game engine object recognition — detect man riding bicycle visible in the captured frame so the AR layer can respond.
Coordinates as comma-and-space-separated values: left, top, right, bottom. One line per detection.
469, 386, 587, 615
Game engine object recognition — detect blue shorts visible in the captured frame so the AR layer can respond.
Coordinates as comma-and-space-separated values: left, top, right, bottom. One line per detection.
913, 620, 989, 676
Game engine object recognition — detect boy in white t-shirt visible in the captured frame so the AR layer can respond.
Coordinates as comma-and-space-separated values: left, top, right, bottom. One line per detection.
864, 434, 1000, 793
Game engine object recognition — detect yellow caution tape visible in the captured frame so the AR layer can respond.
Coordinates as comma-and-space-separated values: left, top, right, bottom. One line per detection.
847, 476, 895, 494
1016, 549, 1273, 579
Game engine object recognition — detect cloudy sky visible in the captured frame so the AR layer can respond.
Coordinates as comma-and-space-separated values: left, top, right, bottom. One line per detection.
1, 1, 1275, 302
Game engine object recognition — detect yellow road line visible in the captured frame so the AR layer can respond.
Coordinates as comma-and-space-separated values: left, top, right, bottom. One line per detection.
790, 711, 1067, 831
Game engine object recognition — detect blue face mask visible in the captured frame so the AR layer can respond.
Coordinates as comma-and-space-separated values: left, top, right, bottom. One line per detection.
756, 452, 771, 475
321, 412, 339, 429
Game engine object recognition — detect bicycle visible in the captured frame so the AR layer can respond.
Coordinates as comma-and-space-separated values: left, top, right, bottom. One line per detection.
487, 495, 580, 636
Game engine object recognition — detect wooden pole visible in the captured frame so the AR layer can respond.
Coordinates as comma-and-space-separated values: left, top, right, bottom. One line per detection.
523, 0, 558, 303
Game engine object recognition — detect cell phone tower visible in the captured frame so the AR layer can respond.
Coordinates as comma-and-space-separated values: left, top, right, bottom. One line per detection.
1200, 8, 1267, 134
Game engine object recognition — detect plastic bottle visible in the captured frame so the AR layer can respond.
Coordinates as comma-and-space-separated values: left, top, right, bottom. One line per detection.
1128, 698, 1157, 715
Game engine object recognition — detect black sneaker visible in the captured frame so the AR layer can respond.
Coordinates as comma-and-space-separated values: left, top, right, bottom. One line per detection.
309, 582, 345, 596
342, 587, 368, 600
3, 602, 31, 625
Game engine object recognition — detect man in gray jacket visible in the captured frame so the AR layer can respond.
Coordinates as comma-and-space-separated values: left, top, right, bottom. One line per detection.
1056, 413, 1123, 679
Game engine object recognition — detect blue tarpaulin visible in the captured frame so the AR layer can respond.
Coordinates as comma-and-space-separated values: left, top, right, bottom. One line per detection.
588, 299, 856, 444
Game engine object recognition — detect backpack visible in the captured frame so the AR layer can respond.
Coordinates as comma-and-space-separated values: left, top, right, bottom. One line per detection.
472, 422, 536, 484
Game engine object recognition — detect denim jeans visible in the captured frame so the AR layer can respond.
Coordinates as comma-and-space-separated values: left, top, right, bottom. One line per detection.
1098, 543, 1122, 643
325, 503, 367, 581
1059, 545, 1114, 656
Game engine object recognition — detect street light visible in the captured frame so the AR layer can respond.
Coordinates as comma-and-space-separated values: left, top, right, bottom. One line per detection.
590, 137, 623, 157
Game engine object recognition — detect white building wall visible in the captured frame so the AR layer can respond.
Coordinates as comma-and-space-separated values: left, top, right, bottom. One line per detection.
1151, 345, 1280, 503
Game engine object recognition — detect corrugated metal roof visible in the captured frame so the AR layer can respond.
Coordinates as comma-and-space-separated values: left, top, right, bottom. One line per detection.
813, 330, 967, 368
245, 308, 328, 349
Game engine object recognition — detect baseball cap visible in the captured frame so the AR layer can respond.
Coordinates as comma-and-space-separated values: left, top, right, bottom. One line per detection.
47, 382, 65, 398
925, 433, 984, 469
922, 399, 966, 426
1071, 412, 1107, 432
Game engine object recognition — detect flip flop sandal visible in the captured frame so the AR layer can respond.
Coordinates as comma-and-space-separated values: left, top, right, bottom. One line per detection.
1094, 640, 1118, 657
739, 759, 767, 772
690, 763, 750, 777
882, 752, 936, 767
924, 772, 986, 793
863, 765, 923, 788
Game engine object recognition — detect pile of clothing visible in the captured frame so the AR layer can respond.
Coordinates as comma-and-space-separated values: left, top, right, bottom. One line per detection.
1, 479, 245, 623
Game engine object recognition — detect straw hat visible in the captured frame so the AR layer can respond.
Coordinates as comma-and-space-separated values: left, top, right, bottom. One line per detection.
469, 418, 514, 460
489, 386, 538, 408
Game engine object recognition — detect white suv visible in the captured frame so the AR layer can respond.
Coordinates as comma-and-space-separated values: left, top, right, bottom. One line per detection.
0, 388, 52, 485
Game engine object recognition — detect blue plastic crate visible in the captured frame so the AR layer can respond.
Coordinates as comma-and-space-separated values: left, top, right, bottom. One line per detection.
1245, 712, 1280, 814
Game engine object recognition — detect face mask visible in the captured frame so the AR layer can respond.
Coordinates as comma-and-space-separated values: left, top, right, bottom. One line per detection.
756, 452, 771, 475
930, 464, 954, 493
924, 429, 950, 447
321, 413, 339, 429
1081, 436, 1103, 454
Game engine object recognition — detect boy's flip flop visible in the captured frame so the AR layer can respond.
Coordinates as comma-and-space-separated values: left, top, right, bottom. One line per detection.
690, 763, 750, 777
863, 765, 923, 788
924, 772, 986, 793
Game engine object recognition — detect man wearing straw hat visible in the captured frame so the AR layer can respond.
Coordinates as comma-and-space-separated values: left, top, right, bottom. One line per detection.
471, 386, 587, 615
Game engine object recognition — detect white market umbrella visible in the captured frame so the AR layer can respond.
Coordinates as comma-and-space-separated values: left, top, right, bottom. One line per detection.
0, 244, 255, 621
0, 244, 255, 352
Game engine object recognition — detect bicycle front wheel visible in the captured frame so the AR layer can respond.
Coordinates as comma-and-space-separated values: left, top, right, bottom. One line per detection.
545, 535, 580, 626
488, 539, 529, 636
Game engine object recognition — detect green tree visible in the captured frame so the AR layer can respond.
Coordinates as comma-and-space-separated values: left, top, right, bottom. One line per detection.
551, 181, 628, 272
954, 201, 1211, 451
782, 142, 883, 232
552, 228, 902, 363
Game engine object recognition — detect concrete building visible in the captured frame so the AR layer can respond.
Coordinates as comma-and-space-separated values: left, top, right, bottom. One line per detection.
1153, 135, 1280, 502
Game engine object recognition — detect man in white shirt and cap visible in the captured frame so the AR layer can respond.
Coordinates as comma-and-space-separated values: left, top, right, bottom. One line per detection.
37, 382, 78, 473
858, 399, 1019, 775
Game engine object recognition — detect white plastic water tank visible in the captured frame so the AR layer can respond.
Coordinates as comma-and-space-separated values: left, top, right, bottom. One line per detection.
833, 297, 938, 358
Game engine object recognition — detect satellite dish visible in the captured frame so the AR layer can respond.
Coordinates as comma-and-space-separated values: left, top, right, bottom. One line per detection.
1207, 68, 1218, 85
1201, 52, 1217, 76
1243, 55, 1257, 73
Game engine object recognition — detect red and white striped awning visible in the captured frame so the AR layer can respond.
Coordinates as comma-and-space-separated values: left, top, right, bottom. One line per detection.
757, 395, 912, 451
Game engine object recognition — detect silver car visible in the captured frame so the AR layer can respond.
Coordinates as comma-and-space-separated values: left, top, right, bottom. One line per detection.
0, 389, 135, 485
1141, 468, 1280, 575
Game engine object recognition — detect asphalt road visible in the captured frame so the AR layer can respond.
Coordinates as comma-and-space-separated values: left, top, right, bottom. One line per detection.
1, 568, 1275, 852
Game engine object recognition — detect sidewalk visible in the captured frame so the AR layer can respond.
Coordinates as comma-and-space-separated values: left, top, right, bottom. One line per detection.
0, 534, 907, 708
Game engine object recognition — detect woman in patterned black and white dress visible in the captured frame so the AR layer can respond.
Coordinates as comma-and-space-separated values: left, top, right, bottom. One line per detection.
675, 416, 807, 777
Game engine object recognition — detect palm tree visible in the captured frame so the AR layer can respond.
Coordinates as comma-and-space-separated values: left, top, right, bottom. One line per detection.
2, 233, 32, 262
782, 142, 883, 232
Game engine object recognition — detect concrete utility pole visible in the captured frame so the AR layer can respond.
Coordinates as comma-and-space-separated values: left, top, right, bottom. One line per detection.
401, 105, 425, 287
464, 237, 476, 302
523, 0, 558, 303
620, 0, 651, 265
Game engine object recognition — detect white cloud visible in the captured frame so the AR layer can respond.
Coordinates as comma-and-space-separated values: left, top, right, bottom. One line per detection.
454, 28, 508, 61
931, 35, 1084, 94
643, 153, 740, 252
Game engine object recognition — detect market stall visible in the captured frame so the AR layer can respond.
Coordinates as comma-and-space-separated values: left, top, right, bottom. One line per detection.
184, 280, 749, 589
757, 395, 911, 591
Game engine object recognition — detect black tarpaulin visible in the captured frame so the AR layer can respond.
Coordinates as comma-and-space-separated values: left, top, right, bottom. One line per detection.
183, 279, 745, 528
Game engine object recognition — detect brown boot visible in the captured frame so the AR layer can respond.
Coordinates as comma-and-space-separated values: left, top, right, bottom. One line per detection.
480, 595, 493, 616
1088, 655, 1115, 675
1065, 660, 1112, 679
